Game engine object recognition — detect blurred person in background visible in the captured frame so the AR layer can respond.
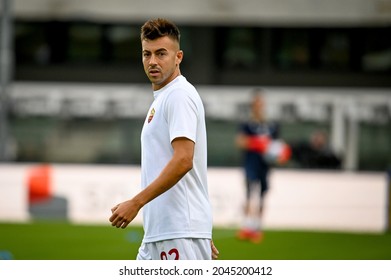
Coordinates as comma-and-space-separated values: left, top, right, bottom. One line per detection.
109, 18, 218, 260
290, 130, 341, 169
235, 89, 286, 243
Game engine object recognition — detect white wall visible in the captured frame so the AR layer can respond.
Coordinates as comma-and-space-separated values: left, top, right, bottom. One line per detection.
0, 164, 388, 232
0, 164, 29, 221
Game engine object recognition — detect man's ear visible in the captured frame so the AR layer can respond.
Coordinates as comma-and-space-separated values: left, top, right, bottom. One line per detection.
176, 50, 183, 65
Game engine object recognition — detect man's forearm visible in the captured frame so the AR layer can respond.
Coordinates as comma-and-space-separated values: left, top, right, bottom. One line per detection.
133, 153, 192, 208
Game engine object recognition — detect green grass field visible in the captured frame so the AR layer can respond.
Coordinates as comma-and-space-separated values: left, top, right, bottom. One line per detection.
1, 221, 391, 260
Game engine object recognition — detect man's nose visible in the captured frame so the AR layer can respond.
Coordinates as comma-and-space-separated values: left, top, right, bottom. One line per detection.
149, 54, 157, 65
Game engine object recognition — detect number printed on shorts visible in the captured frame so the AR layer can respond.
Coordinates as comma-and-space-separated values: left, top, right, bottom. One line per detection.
160, 248, 179, 260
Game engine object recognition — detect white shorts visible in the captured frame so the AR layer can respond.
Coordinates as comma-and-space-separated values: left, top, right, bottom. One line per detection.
136, 238, 211, 260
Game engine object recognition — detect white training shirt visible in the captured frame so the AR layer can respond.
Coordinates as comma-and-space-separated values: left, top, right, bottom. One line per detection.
140, 75, 212, 243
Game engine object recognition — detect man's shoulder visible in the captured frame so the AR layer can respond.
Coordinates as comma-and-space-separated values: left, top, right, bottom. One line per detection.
176, 75, 198, 92
169, 77, 199, 99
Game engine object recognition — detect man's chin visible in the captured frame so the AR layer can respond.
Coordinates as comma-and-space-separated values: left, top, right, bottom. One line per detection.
148, 76, 161, 84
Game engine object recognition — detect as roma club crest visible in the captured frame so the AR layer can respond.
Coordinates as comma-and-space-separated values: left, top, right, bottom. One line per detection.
148, 108, 155, 123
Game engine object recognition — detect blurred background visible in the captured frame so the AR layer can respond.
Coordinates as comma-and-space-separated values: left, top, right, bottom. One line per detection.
1, 0, 391, 260
0, 0, 390, 170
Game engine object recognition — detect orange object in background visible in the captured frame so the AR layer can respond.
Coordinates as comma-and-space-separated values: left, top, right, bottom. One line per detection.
277, 143, 292, 165
27, 165, 52, 203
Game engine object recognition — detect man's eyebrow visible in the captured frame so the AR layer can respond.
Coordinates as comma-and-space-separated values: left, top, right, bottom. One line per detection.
155, 48, 168, 52
143, 48, 168, 53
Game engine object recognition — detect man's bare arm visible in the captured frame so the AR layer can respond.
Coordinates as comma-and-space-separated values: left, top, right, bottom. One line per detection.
109, 137, 194, 229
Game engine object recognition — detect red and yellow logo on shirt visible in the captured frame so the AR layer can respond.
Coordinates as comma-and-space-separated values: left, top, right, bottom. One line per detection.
148, 108, 155, 123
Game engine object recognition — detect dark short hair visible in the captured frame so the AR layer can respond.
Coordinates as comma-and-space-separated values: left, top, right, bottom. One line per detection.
140, 18, 180, 44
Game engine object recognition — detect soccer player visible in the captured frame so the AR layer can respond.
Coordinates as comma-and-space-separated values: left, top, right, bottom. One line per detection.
109, 18, 219, 260
235, 89, 279, 243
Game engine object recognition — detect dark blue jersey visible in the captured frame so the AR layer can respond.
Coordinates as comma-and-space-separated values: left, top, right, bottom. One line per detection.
238, 120, 279, 182
239, 120, 279, 139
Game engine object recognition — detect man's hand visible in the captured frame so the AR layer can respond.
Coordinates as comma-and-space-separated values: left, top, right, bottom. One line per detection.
109, 200, 140, 229
211, 240, 219, 260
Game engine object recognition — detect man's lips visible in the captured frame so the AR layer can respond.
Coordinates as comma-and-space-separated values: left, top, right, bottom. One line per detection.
148, 68, 160, 76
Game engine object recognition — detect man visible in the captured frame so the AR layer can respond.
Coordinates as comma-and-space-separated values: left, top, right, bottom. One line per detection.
291, 130, 341, 169
109, 18, 219, 260
235, 90, 279, 243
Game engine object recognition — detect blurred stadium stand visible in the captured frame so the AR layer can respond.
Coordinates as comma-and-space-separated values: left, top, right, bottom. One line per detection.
6, 83, 391, 170
1, 0, 390, 171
